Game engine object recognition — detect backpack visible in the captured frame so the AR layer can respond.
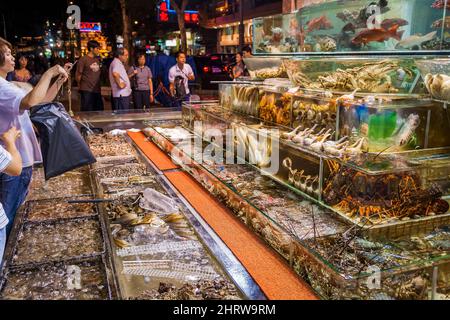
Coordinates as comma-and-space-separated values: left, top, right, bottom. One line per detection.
174, 75, 187, 101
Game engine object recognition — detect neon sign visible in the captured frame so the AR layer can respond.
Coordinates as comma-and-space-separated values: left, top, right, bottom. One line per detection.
159, 1, 169, 22
79, 22, 102, 33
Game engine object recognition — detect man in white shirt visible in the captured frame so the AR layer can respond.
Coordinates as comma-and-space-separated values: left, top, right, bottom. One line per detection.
168, 51, 195, 110
0, 127, 22, 266
0, 37, 69, 236
109, 48, 132, 111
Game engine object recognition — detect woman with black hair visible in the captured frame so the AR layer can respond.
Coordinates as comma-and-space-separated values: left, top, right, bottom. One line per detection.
232, 52, 248, 79
11, 54, 33, 83
129, 53, 154, 110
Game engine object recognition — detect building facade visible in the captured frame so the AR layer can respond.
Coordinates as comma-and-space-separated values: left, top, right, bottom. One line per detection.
203, 0, 283, 53
282, 0, 333, 13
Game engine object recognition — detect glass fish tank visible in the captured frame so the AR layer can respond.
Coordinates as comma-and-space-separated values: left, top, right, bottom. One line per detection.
253, 0, 450, 54
286, 56, 425, 94
243, 55, 428, 94
338, 97, 450, 153
416, 58, 450, 102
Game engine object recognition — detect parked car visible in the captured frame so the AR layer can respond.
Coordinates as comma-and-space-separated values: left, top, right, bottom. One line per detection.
194, 54, 235, 90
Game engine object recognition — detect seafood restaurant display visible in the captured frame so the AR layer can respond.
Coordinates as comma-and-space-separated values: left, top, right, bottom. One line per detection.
3, 0, 450, 302
253, 0, 450, 54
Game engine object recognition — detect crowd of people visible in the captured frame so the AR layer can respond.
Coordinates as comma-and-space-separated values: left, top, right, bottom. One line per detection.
7, 40, 253, 113
6, 40, 197, 113
76, 40, 195, 112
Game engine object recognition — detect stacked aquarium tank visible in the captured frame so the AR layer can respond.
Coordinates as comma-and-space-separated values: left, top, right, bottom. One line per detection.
153, 0, 450, 300
253, 0, 450, 54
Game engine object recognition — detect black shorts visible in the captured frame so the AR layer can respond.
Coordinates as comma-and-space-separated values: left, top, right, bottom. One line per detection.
79, 91, 104, 112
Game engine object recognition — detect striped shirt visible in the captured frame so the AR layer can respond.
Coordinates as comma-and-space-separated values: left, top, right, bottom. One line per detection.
0, 146, 11, 229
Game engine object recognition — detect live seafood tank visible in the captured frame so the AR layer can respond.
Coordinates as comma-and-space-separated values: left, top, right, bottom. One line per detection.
338, 97, 450, 152
143, 122, 450, 300
181, 101, 450, 230
244, 56, 428, 94
253, 0, 450, 54
154, 41, 450, 298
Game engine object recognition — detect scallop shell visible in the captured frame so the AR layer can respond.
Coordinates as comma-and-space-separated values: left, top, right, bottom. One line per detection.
430, 76, 444, 99
116, 213, 139, 225
424, 74, 433, 93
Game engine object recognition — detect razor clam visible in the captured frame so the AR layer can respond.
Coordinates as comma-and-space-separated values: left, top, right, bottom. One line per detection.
281, 125, 304, 140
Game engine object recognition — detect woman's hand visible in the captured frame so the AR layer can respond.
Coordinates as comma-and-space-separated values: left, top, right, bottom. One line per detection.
45, 65, 69, 86
47, 65, 69, 79
64, 63, 73, 71
1, 127, 21, 147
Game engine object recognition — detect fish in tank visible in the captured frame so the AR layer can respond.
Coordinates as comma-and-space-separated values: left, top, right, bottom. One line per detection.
338, 99, 435, 152
253, 0, 449, 53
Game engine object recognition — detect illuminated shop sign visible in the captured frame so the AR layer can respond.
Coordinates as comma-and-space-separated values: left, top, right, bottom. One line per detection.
80, 22, 102, 33
158, 0, 199, 24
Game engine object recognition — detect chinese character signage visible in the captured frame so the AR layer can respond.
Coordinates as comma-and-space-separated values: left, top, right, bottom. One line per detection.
157, 0, 199, 24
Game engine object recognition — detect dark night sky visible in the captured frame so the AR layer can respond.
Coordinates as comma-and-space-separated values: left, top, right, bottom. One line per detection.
0, 0, 70, 39
0, 0, 162, 42
0, 0, 204, 42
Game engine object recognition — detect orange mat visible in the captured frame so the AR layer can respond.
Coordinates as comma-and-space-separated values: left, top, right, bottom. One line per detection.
164, 170, 318, 301
127, 131, 179, 171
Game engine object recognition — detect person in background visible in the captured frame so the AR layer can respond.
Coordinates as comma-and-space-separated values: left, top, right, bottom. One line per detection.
76, 40, 104, 112
109, 48, 132, 111
11, 55, 33, 83
232, 52, 248, 79
0, 127, 22, 266
242, 46, 253, 59
169, 51, 195, 110
129, 53, 154, 110
0, 37, 69, 236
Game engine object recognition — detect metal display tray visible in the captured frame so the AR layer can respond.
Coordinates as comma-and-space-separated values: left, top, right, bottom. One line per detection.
0, 255, 114, 300
1, 195, 117, 299
24, 196, 99, 224
9, 214, 107, 268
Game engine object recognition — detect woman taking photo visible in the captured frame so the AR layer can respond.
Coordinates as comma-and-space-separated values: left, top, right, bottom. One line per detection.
0, 37, 69, 236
